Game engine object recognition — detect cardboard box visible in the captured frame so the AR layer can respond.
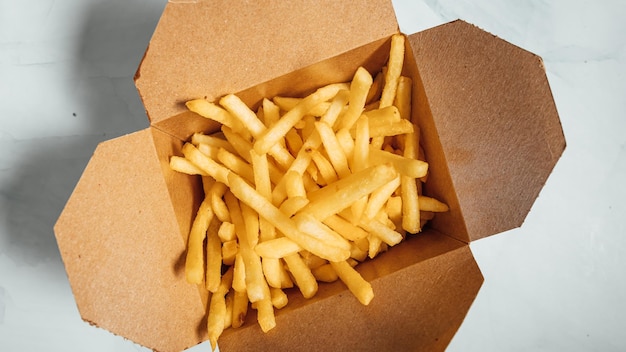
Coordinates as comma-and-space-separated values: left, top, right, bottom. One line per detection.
54, 1, 565, 351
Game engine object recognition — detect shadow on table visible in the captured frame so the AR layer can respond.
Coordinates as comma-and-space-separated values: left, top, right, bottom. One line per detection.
0, 0, 165, 268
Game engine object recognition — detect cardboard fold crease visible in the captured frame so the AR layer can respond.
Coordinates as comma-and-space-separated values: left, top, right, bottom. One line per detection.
54, 1, 565, 351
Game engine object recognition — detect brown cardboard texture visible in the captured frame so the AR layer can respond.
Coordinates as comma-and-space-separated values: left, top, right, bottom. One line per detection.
54, 1, 565, 351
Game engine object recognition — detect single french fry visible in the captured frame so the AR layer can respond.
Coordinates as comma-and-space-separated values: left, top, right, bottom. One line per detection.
269, 287, 288, 309
217, 221, 236, 242
232, 252, 246, 293
351, 115, 369, 173
283, 253, 318, 299
418, 196, 449, 212
338, 67, 373, 130
330, 260, 374, 305
262, 98, 280, 127
209, 181, 230, 223
222, 239, 238, 266
300, 251, 327, 270
366, 71, 384, 104
224, 289, 234, 329
231, 290, 249, 329
312, 264, 339, 283
185, 193, 214, 285
256, 296, 276, 333
368, 147, 428, 179
206, 217, 223, 293
207, 267, 234, 350
240, 201, 260, 248
169, 156, 208, 176
379, 34, 405, 108
261, 257, 285, 288
401, 175, 420, 233
255, 237, 301, 259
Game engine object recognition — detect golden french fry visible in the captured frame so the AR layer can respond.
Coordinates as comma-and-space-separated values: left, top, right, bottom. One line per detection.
261, 257, 286, 289
207, 267, 233, 350
231, 290, 248, 329
269, 287, 288, 309
255, 237, 301, 259
209, 181, 230, 223
312, 264, 339, 283
217, 221, 236, 242
232, 252, 246, 293
368, 147, 428, 179
283, 253, 318, 299
262, 98, 280, 127
222, 239, 238, 266
169, 156, 208, 176
379, 34, 405, 108
401, 175, 420, 233
206, 217, 223, 293
256, 296, 276, 333
338, 67, 373, 130
418, 196, 449, 212
330, 260, 374, 305
185, 195, 214, 285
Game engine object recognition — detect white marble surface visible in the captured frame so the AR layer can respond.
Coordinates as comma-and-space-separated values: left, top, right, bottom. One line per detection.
1, 0, 624, 351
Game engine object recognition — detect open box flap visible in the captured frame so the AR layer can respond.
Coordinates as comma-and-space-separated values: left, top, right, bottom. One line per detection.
407, 20, 565, 242
54, 129, 207, 352
135, 0, 399, 126
218, 231, 483, 351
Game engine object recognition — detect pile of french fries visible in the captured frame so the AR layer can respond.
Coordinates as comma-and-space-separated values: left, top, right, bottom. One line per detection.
169, 34, 448, 349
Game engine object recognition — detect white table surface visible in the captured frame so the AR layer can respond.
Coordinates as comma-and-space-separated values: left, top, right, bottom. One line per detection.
1, 0, 624, 351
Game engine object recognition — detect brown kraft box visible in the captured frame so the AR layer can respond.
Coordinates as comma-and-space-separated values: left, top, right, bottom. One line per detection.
54, 1, 565, 351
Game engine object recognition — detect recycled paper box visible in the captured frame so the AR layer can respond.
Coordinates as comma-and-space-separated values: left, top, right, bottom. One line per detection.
54, 1, 565, 351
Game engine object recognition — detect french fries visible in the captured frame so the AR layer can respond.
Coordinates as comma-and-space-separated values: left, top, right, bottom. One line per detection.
170, 32, 449, 347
